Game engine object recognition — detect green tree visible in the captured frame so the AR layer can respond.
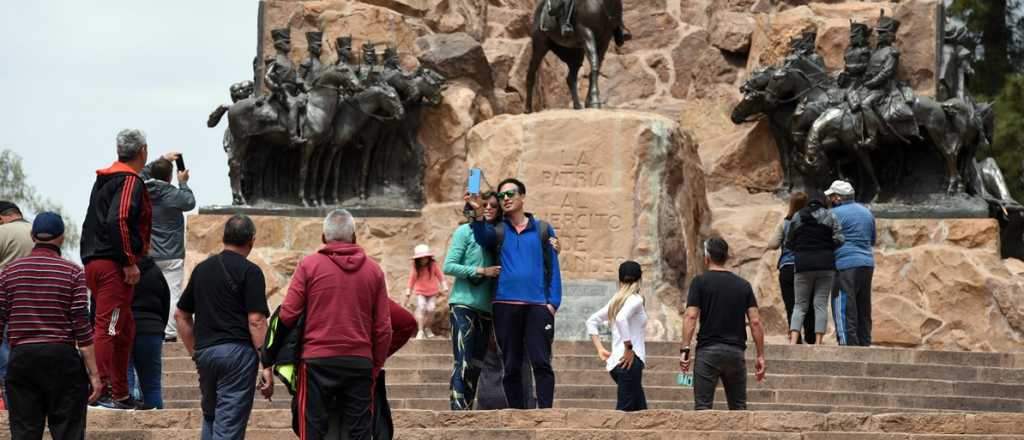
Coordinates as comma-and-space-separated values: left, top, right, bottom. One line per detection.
990, 75, 1024, 201
0, 149, 80, 249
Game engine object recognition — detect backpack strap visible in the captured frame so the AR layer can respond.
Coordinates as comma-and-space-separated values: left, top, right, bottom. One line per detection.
216, 255, 240, 295
535, 219, 553, 304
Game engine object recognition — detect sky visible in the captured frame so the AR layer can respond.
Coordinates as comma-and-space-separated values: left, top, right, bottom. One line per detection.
0, 1, 257, 226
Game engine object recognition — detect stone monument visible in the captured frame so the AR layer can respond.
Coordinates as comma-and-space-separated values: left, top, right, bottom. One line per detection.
185, 0, 1024, 351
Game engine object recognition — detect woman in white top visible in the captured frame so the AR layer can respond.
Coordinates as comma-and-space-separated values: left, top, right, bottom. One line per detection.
585, 261, 648, 411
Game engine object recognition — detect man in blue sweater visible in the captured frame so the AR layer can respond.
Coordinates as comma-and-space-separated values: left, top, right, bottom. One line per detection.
467, 178, 562, 409
825, 180, 876, 346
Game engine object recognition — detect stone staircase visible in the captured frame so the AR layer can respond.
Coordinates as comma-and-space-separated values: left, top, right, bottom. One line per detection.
6, 340, 1024, 438
160, 340, 1024, 414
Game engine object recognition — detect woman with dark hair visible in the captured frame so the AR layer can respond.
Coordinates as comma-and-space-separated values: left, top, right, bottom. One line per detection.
443, 191, 503, 410
785, 197, 845, 345
767, 192, 815, 344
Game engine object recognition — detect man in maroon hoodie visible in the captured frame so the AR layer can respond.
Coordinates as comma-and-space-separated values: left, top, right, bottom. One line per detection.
277, 209, 392, 440
80, 128, 153, 410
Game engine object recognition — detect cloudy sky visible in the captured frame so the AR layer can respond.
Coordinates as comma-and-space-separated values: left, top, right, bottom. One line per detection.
1, 1, 256, 225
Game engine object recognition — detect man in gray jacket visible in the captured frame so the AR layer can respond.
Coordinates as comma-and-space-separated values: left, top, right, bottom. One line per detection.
142, 153, 195, 342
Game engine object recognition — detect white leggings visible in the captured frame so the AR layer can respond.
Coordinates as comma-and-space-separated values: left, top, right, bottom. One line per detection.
415, 295, 437, 320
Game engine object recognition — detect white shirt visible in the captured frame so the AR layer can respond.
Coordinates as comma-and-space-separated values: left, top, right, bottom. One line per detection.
585, 294, 647, 372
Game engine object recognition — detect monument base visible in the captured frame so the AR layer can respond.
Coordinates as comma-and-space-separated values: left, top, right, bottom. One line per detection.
198, 204, 421, 218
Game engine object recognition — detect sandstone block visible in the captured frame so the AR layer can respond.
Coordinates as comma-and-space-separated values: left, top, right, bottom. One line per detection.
710, 11, 756, 53
416, 32, 493, 91
828, 413, 879, 432
874, 413, 966, 434
750, 411, 827, 432
966, 413, 1024, 434
464, 110, 710, 340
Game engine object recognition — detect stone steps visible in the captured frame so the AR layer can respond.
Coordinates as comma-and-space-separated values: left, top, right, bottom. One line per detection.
154, 341, 1024, 413
158, 368, 1024, 398
157, 384, 1024, 412
160, 355, 1024, 384
4, 409, 1024, 439
160, 341, 1024, 368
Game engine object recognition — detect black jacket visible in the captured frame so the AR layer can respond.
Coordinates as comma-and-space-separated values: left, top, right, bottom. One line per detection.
81, 162, 152, 266
132, 258, 170, 335
785, 201, 845, 273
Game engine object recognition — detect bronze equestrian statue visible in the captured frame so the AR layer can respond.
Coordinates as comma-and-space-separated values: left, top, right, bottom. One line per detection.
525, 0, 631, 112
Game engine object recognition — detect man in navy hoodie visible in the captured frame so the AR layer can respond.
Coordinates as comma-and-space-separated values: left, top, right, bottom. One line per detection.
467, 178, 562, 409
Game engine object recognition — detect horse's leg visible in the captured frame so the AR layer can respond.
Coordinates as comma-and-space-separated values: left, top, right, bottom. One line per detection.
525, 35, 550, 113
359, 142, 376, 201
551, 45, 584, 110
297, 141, 316, 207
580, 28, 601, 108
854, 145, 881, 202
228, 135, 248, 205
315, 146, 335, 205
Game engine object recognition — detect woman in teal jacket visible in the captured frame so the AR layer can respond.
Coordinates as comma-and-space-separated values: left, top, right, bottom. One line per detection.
443, 191, 502, 410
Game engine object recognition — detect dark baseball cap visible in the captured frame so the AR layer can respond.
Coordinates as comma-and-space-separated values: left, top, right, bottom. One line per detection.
31, 212, 64, 241
0, 201, 20, 214
618, 260, 643, 283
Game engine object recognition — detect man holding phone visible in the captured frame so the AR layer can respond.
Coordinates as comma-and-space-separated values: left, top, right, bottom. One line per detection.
679, 236, 766, 411
141, 152, 196, 342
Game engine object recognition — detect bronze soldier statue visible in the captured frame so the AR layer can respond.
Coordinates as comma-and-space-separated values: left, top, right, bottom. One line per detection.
838, 22, 872, 89
298, 31, 324, 91
938, 22, 973, 102
784, 29, 825, 69
262, 28, 306, 143
359, 40, 380, 83
858, 12, 919, 147
335, 36, 355, 67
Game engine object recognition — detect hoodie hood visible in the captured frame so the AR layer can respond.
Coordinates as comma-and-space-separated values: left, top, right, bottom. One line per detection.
145, 178, 174, 201
319, 242, 367, 272
96, 161, 140, 177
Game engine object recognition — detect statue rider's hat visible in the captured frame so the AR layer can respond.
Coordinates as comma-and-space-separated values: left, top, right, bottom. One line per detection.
271, 28, 291, 42
850, 20, 871, 38
306, 31, 323, 45
876, 10, 900, 33
336, 36, 353, 48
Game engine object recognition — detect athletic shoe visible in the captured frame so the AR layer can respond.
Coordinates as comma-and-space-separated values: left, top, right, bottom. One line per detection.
92, 396, 136, 410
129, 398, 156, 410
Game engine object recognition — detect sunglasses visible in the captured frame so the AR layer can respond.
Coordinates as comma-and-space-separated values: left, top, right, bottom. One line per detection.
496, 189, 520, 200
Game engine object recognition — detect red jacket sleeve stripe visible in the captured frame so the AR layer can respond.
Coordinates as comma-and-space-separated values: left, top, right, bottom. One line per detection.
119, 175, 137, 265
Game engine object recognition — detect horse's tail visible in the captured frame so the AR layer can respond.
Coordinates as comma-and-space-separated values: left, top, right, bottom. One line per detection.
207, 104, 229, 128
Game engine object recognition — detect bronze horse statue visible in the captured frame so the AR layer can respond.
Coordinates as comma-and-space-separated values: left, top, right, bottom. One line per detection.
525, 0, 627, 112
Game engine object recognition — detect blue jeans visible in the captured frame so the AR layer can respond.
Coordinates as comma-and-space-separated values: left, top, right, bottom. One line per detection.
195, 342, 258, 440
127, 333, 164, 409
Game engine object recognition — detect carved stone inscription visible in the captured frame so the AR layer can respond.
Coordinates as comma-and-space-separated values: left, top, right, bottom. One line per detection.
525, 148, 633, 280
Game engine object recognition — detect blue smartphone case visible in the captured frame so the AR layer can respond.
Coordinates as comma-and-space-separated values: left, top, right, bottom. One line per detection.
468, 168, 482, 194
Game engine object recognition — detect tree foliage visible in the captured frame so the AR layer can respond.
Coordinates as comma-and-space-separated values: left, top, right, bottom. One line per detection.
0, 149, 80, 249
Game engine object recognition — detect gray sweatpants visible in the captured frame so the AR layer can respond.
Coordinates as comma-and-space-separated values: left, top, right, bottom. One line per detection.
791, 270, 834, 334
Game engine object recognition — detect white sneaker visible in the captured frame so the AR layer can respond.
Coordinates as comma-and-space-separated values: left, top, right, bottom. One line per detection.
424, 328, 435, 339
416, 330, 425, 340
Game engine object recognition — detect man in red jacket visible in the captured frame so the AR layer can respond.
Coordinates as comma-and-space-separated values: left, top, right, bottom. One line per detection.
80, 128, 153, 410
277, 209, 392, 440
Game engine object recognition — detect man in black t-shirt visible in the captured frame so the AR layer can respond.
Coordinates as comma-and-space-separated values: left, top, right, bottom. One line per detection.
175, 214, 272, 439
679, 236, 767, 410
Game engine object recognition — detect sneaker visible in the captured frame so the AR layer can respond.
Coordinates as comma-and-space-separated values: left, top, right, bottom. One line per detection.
93, 396, 136, 410
424, 328, 435, 339
129, 399, 156, 411
416, 330, 425, 340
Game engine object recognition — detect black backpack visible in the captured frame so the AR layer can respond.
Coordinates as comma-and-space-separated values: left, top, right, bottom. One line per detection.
494, 218, 554, 303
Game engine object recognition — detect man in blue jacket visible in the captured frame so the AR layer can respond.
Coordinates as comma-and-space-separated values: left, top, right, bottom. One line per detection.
467, 178, 562, 409
825, 180, 876, 346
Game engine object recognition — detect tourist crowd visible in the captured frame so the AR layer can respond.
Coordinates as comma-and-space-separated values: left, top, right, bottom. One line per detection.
0, 129, 875, 439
